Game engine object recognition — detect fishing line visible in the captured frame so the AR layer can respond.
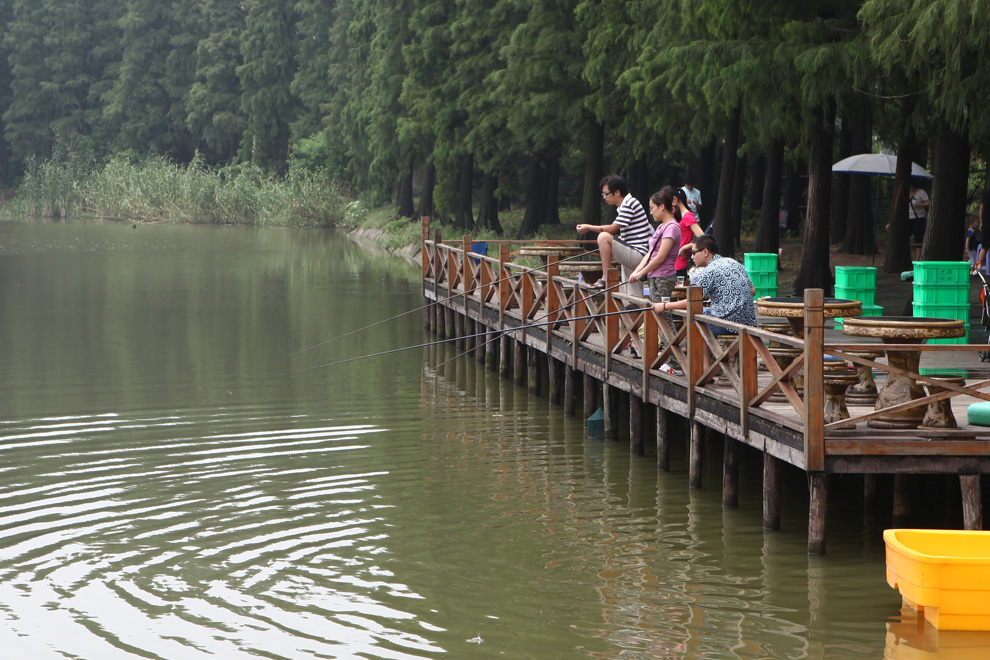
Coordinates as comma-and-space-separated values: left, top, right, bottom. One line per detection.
368, 299, 652, 403
290, 246, 601, 356
277, 278, 636, 378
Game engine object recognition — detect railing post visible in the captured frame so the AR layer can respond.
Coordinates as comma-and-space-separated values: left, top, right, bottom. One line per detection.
499, 244, 510, 322
547, 255, 560, 326
462, 236, 473, 335
421, 216, 430, 287
803, 288, 825, 471
604, 267, 620, 358
739, 327, 758, 438
685, 285, 704, 417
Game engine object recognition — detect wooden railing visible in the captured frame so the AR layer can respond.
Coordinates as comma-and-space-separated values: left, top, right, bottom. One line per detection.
422, 226, 990, 468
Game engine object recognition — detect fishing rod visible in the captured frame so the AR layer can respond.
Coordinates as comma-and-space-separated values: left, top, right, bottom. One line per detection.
279, 278, 641, 379
368, 286, 650, 402
290, 246, 601, 356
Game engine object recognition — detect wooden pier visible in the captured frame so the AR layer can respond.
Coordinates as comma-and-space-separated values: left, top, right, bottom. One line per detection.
421, 221, 990, 553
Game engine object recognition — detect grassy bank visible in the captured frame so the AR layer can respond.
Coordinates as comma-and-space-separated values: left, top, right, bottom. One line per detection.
5, 155, 349, 228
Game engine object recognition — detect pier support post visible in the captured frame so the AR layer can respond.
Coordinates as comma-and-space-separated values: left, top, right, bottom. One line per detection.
500, 336, 512, 379
455, 313, 465, 348
427, 302, 436, 334
689, 421, 703, 488
656, 407, 670, 472
514, 341, 525, 387
603, 384, 620, 442
436, 302, 446, 339
486, 332, 498, 371
583, 374, 597, 415
446, 307, 456, 341
527, 347, 541, 395
960, 474, 983, 530
630, 396, 644, 456
563, 364, 576, 415
549, 358, 563, 405
808, 473, 828, 555
863, 474, 880, 513
893, 475, 911, 527
723, 436, 739, 508
763, 455, 780, 529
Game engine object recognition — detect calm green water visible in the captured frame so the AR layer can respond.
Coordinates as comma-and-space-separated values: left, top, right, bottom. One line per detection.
0, 219, 977, 659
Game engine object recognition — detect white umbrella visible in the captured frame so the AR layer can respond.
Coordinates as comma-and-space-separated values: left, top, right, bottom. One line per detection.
832, 153, 933, 179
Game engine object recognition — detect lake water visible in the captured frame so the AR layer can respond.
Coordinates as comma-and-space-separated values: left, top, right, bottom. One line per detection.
0, 219, 978, 659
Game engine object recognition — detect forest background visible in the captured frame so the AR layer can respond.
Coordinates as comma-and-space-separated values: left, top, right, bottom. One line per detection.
0, 0, 988, 293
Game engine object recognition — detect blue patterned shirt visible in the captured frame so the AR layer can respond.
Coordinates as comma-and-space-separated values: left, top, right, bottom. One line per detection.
691, 254, 757, 327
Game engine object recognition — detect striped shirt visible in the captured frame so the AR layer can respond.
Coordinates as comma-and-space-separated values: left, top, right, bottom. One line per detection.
614, 195, 653, 254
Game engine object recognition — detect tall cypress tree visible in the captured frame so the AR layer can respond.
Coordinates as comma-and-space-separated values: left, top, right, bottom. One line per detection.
237, 0, 298, 168
4, 0, 54, 161
291, 0, 335, 142
187, 0, 246, 162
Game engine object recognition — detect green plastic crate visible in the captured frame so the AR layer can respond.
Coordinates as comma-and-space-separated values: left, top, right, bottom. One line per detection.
834, 286, 876, 306
913, 261, 970, 285
750, 271, 778, 289
835, 266, 877, 289
912, 301, 970, 321
913, 282, 971, 305
744, 253, 778, 272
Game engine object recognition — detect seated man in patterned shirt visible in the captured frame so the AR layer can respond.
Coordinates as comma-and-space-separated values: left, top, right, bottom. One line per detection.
651, 235, 756, 371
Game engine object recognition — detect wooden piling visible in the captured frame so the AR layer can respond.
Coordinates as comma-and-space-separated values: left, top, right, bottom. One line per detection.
563, 364, 576, 415
527, 346, 541, 395
723, 436, 740, 508
583, 373, 596, 415
603, 384, 620, 442
689, 420, 703, 488
961, 474, 983, 530
763, 454, 780, 529
549, 357, 563, 405
893, 474, 911, 527
808, 473, 828, 555
656, 406, 670, 472
486, 334, 498, 371
630, 395, 644, 456
499, 335, 512, 379
514, 340, 525, 387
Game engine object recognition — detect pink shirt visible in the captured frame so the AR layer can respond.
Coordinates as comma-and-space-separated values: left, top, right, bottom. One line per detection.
674, 211, 698, 271
645, 221, 681, 278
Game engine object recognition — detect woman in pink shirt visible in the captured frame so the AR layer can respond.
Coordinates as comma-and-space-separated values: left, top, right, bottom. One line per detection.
673, 187, 705, 278
630, 187, 682, 304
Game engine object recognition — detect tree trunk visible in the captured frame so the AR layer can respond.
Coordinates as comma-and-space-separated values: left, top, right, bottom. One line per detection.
885, 100, 917, 274
922, 116, 970, 261
477, 170, 504, 234
756, 139, 784, 255
517, 156, 548, 237
784, 159, 805, 236
832, 117, 853, 244
794, 102, 835, 294
417, 161, 436, 220
397, 155, 415, 218
841, 99, 875, 255
581, 119, 604, 226
713, 107, 741, 257
749, 153, 766, 211
454, 154, 474, 229
629, 156, 650, 212
698, 139, 717, 230
544, 157, 561, 226
732, 153, 746, 248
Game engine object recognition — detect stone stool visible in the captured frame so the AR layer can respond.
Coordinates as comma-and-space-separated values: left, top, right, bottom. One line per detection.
844, 350, 883, 406
714, 334, 739, 386
921, 375, 967, 429
823, 372, 859, 428
757, 319, 792, 371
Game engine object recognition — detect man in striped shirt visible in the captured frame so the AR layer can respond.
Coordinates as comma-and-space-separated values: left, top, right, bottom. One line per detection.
576, 175, 653, 293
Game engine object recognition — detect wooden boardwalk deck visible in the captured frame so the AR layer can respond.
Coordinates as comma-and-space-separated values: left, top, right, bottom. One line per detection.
421, 224, 990, 553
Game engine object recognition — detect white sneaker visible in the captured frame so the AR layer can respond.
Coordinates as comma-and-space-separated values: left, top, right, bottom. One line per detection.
659, 363, 678, 374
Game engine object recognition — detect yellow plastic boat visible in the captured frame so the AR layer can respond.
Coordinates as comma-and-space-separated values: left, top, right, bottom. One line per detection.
885, 529, 990, 631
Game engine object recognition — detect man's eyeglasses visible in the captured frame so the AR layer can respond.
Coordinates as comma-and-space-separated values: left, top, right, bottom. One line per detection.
601, 190, 612, 199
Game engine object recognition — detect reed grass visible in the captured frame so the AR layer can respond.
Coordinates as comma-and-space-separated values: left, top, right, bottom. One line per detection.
7, 155, 350, 227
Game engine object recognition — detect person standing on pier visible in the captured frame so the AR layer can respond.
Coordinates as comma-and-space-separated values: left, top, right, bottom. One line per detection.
576, 175, 653, 294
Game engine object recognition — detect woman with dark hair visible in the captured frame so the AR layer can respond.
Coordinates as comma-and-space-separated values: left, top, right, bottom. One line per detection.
630, 187, 681, 306
672, 187, 705, 278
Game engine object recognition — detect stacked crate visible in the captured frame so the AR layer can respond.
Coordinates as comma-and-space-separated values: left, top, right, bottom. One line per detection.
834, 266, 882, 327
744, 253, 778, 299
912, 261, 972, 344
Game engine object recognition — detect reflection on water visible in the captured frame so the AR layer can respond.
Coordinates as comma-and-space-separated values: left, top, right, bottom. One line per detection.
885, 604, 990, 660
0, 219, 962, 658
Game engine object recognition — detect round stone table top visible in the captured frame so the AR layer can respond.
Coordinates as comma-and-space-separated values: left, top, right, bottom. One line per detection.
756, 296, 863, 320
518, 246, 585, 257
840, 315, 966, 340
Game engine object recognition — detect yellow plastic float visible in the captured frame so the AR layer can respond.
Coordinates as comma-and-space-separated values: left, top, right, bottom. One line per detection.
885, 529, 990, 631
